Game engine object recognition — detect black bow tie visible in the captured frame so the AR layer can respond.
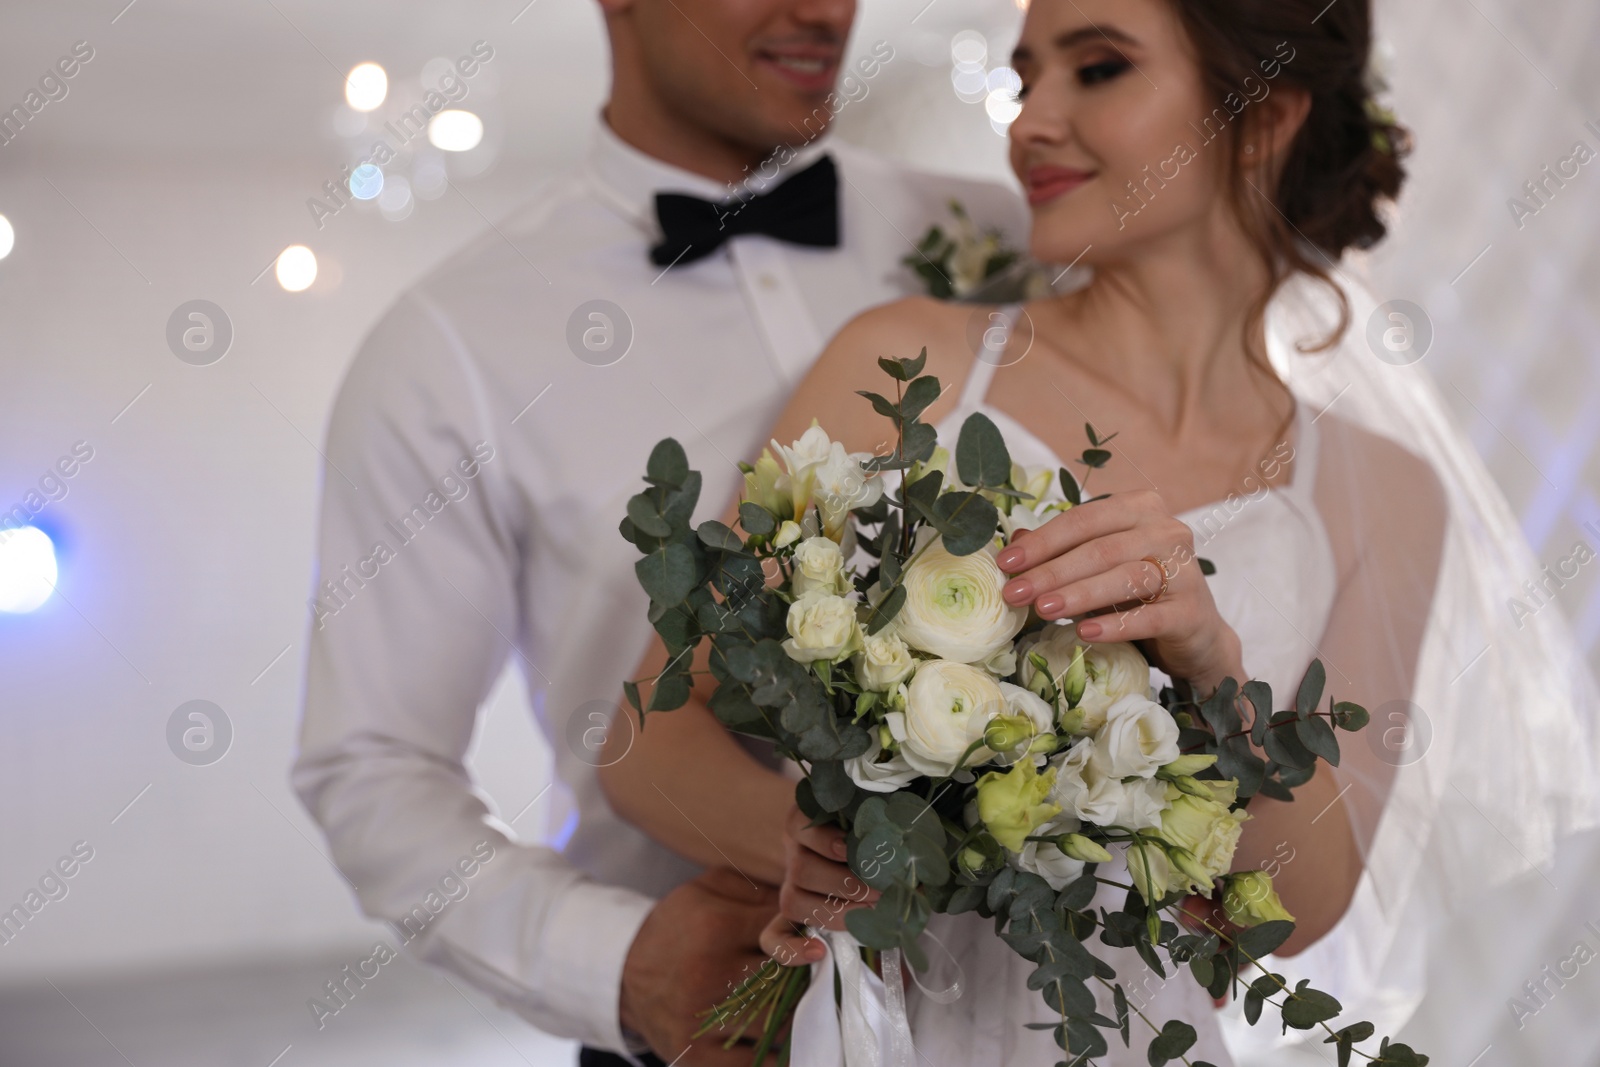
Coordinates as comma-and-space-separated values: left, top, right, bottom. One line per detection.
649, 154, 840, 267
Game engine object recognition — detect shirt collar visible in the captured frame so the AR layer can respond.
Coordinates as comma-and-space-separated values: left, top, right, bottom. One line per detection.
583, 113, 836, 239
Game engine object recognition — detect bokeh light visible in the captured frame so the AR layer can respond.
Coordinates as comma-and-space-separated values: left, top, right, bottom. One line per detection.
275, 245, 318, 292
344, 62, 388, 112
348, 163, 384, 200
428, 110, 484, 152
0, 526, 58, 613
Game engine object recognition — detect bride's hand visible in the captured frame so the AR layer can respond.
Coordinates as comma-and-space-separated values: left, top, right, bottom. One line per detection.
758, 805, 880, 966
994, 490, 1244, 694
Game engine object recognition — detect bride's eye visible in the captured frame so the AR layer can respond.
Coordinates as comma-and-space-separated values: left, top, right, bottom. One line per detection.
1078, 57, 1131, 86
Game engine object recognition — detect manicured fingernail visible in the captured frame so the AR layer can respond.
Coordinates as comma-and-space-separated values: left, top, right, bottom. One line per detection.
1003, 578, 1033, 602
832, 839, 848, 859
1037, 595, 1063, 615
1077, 620, 1101, 638
996, 547, 1024, 569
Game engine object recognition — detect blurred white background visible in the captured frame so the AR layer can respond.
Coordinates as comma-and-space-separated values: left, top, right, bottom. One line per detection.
0, 0, 1596, 1064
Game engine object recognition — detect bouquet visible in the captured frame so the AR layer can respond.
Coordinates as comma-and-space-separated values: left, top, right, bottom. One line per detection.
620, 348, 1428, 1067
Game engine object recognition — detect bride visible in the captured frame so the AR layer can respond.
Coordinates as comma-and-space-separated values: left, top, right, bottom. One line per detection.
601, 0, 1600, 1062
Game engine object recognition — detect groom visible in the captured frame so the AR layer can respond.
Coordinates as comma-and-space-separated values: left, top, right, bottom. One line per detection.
292, 0, 1025, 1064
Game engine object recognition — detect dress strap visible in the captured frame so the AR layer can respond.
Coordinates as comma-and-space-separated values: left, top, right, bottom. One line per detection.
958, 304, 1024, 410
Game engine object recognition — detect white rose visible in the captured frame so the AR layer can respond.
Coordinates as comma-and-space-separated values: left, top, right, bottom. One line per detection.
1016, 623, 1153, 732
896, 525, 1027, 665
791, 535, 851, 598
844, 732, 921, 793
781, 592, 862, 664
896, 659, 1007, 777
1050, 738, 1169, 832
1013, 814, 1087, 890
1093, 694, 1181, 778
852, 628, 916, 691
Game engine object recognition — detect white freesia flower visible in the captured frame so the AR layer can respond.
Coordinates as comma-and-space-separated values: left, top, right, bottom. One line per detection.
897, 659, 1006, 777
844, 732, 921, 793
1014, 814, 1087, 890
852, 628, 916, 691
1093, 694, 1181, 779
1016, 622, 1153, 732
896, 525, 1027, 665
773, 520, 803, 548
1050, 738, 1169, 832
781, 592, 862, 663
770, 422, 883, 545
999, 502, 1052, 541
791, 535, 851, 598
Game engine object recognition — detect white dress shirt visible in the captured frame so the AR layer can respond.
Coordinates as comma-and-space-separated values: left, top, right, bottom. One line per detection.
292, 115, 1026, 1054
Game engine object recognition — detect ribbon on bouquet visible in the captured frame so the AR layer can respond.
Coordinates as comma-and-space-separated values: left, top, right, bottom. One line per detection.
790, 929, 914, 1067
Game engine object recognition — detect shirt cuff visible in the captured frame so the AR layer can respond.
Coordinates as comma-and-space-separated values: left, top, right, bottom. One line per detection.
537, 879, 656, 1052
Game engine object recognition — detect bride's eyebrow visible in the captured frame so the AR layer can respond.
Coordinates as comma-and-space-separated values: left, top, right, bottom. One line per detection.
1012, 25, 1139, 65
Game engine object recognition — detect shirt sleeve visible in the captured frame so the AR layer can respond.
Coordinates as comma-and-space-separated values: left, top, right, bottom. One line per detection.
291, 291, 654, 1052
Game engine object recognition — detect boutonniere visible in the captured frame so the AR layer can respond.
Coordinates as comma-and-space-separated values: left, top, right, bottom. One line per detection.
903, 200, 1051, 302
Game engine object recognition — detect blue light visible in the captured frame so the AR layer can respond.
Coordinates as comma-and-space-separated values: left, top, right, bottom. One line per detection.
349, 163, 384, 201
0, 525, 58, 613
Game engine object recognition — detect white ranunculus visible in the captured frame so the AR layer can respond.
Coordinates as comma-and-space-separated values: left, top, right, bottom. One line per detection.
1016, 623, 1153, 733
1013, 814, 1087, 890
1050, 737, 1169, 832
1093, 694, 1181, 779
897, 659, 1007, 777
895, 525, 1027, 665
791, 535, 851, 598
844, 732, 921, 793
781, 592, 862, 664
852, 628, 916, 691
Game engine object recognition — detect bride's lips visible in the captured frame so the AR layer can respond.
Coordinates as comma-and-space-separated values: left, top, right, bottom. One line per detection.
1026, 165, 1096, 206
755, 45, 842, 93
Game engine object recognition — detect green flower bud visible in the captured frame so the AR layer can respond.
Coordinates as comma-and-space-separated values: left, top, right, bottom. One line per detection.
1056, 833, 1113, 864
1062, 645, 1087, 708
1159, 753, 1219, 777
983, 713, 1038, 753
1167, 846, 1215, 894
1222, 871, 1295, 927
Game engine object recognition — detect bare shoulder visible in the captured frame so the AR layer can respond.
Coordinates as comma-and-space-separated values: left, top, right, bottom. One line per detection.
1315, 410, 1448, 557
771, 297, 983, 454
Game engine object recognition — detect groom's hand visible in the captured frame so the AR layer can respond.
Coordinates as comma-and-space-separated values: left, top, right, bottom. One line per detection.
620, 867, 780, 1066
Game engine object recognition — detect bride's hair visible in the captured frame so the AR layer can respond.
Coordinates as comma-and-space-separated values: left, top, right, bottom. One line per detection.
1173, 0, 1411, 351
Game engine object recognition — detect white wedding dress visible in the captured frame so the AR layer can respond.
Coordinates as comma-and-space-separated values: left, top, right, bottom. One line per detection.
897, 305, 1332, 1066
796, 278, 1600, 1067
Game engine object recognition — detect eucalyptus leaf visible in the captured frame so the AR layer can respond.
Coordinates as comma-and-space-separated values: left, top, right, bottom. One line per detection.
956, 410, 1011, 488
1295, 659, 1326, 719
645, 437, 688, 488
635, 541, 699, 605
738, 500, 776, 536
